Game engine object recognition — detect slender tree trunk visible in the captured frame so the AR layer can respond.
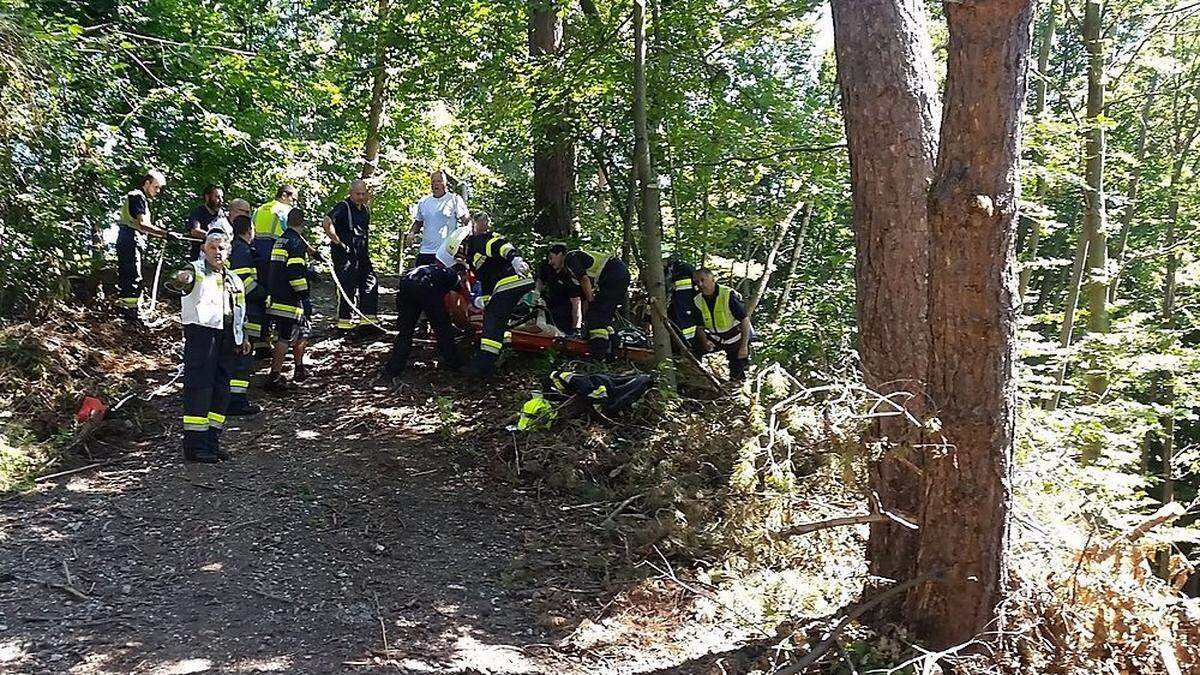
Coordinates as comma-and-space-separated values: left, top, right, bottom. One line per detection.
530, 0, 575, 238
747, 199, 804, 316
632, 0, 673, 373
361, 0, 390, 179
1081, 0, 1108, 335
913, 0, 1033, 647
772, 202, 814, 326
831, 0, 939, 590
1018, 0, 1056, 304
1107, 78, 1157, 302
1047, 223, 1088, 411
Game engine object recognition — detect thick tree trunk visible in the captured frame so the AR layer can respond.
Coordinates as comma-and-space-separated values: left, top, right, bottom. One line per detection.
831, 0, 939, 589
361, 0, 390, 179
747, 199, 804, 317
772, 202, 814, 326
530, 0, 575, 238
1081, 0, 1108, 334
1018, 0, 1056, 304
913, 0, 1032, 648
632, 0, 673, 373
1107, 79, 1156, 302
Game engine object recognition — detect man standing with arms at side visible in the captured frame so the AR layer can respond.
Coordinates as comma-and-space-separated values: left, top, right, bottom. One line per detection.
323, 179, 380, 335
186, 184, 227, 259
116, 170, 170, 322
408, 170, 470, 267
693, 268, 753, 382
264, 209, 312, 388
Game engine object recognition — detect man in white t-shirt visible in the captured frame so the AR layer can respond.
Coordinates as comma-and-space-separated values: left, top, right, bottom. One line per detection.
407, 170, 470, 267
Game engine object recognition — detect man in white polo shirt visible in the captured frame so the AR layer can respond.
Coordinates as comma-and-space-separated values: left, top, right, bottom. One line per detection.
407, 170, 470, 267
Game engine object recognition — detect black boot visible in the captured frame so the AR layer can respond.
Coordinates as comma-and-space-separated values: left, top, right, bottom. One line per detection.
226, 400, 262, 416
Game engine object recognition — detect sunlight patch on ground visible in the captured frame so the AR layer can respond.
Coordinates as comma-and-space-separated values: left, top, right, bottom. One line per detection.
396, 634, 537, 674
199, 561, 223, 572
227, 656, 293, 672
0, 638, 27, 663
295, 429, 321, 440
151, 658, 212, 674
375, 405, 418, 423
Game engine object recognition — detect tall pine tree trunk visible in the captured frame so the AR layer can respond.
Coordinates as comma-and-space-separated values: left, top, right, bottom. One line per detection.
831, 0, 939, 590
1081, 0, 1108, 334
361, 0, 389, 179
530, 0, 575, 238
1018, 0, 1056, 304
632, 0, 673, 372
913, 0, 1032, 646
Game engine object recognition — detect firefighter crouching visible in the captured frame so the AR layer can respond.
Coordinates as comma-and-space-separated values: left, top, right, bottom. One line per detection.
382, 263, 468, 384
664, 256, 699, 344
452, 213, 533, 378
170, 229, 251, 464
547, 244, 631, 360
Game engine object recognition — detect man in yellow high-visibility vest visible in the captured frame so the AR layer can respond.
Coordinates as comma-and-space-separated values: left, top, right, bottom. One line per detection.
251, 184, 297, 261
693, 268, 753, 381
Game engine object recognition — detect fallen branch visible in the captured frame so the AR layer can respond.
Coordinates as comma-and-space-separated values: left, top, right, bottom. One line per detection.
34, 461, 110, 483
775, 571, 942, 675
648, 298, 724, 391
777, 512, 889, 538
601, 492, 646, 528
1095, 500, 1188, 563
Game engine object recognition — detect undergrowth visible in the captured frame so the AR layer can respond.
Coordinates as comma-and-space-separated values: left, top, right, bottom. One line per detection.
0, 305, 167, 491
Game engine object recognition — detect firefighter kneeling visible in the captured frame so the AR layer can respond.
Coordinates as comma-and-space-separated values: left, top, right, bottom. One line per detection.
170, 230, 251, 464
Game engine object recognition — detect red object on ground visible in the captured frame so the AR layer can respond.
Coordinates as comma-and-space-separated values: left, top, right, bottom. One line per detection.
444, 291, 654, 363
77, 396, 108, 424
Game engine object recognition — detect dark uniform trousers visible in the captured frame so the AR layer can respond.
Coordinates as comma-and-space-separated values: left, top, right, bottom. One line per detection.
473, 279, 534, 376
585, 260, 631, 358
116, 227, 144, 315
333, 241, 379, 328
385, 277, 460, 376
182, 323, 236, 454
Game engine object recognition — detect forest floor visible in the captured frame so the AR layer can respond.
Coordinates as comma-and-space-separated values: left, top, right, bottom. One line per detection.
0, 278, 788, 675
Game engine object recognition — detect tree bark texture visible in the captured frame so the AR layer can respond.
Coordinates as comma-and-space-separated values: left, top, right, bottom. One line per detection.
1081, 0, 1108, 334
361, 0, 390, 180
914, 0, 1032, 647
530, 0, 575, 238
830, 0, 939, 588
632, 0, 673, 373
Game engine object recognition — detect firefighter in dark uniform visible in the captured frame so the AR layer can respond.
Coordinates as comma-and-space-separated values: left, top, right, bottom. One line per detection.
452, 213, 533, 378
226, 215, 265, 415
170, 229, 250, 463
536, 254, 581, 335
116, 170, 170, 321
322, 179, 379, 335
265, 209, 312, 388
547, 244, 631, 359
693, 268, 753, 381
382, 263, 467, 383
665, 257, 699, 344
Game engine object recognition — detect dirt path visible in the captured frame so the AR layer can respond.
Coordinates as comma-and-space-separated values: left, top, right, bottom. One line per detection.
0, 281, 672, 675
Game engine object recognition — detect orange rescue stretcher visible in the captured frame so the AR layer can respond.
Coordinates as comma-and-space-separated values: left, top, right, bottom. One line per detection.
443, 289, 656, 363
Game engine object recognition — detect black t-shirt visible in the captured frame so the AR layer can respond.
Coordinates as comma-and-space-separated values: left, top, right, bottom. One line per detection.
329, 200, 371, 245
538, 261, 580, 303
125, 192, 147, 227
187, 204, 224, 256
